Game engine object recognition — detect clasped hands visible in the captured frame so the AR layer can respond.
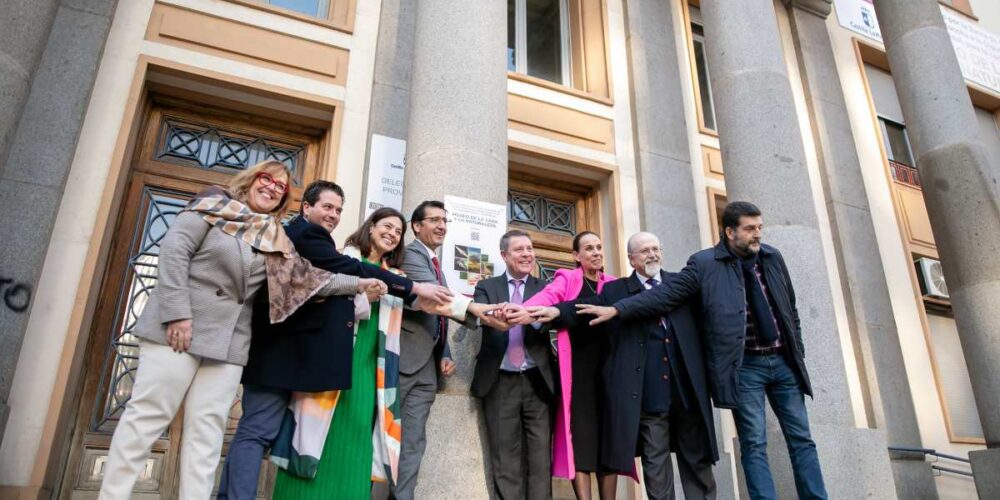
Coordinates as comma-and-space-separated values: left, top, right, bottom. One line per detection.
471, 303, 618, 329
471, 303, 563, 330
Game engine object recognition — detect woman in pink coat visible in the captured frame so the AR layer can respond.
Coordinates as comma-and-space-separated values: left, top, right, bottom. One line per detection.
523, 231, 617, 499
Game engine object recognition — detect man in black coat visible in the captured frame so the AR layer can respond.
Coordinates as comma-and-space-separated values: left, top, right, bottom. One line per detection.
578, 202, 827, 500
218, 180, 452, 500
471, 229, 555, 500
528, 232, 716, 500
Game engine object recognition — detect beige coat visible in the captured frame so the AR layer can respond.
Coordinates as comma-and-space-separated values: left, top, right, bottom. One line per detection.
134, 211, 357, 365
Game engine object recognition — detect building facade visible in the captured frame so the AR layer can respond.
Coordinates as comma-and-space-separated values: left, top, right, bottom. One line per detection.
0, 0, 997, 498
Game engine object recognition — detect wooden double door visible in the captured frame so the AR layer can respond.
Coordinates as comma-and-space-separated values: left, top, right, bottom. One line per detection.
60, 99, 323, 499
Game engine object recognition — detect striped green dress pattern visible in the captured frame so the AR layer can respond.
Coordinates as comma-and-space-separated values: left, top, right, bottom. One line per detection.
272, 291, 379, 498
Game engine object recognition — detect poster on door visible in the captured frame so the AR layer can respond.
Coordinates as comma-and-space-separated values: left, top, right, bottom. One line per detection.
442, 195, 507, 296
363, 134, 406, 219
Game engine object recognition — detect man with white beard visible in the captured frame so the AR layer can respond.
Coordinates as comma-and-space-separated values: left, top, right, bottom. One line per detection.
526, 232, 717, 499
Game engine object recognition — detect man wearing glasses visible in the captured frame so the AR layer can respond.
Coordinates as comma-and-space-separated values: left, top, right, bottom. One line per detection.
394, 200, 481, 499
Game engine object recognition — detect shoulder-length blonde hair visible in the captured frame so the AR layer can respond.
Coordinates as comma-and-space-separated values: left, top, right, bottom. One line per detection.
227, 160, 294, 219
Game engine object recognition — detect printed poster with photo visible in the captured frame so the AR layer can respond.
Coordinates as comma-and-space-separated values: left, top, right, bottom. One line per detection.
442, 195, 507, 296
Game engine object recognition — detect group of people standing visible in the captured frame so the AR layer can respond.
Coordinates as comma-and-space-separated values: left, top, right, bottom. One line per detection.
96, 159, 829, 500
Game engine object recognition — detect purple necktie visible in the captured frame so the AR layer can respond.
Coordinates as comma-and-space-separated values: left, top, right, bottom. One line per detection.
507, 279, 525, 368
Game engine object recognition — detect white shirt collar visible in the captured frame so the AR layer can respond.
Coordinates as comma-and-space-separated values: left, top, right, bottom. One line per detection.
416, 238, 437, 260
506, 271, 529, 284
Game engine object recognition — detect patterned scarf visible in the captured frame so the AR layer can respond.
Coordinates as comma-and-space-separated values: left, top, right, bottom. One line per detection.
269, 247, 405, 484
184, 186, 332, 323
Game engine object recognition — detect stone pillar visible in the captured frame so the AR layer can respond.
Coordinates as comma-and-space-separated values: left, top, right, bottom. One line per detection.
699, 1, 895, 497
873, 0, 1000, 495
623, 0, 702, 270
784, 1, 937, 497
0, 0, 60, 165
363, 0, 415, 188
0, 0, 60, 436
401, 1, 508, 497
623, 1, 736, 497
0, 0, 118, 442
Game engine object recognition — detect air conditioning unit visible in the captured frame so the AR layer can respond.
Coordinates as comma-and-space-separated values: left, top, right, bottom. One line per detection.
915, 257, 949, 300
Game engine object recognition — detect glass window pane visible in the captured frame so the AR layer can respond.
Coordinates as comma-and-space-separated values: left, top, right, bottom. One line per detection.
508, 0, 517, 72
526, 0, 564, 84
692, 28, 716, 131
883, 120, 914, 166
267, 0, 328, 17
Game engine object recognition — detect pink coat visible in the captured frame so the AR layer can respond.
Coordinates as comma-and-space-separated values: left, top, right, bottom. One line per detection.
523, 267, 615, 479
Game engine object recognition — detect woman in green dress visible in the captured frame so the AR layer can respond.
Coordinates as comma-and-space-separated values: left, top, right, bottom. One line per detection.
272, 207, 408, 499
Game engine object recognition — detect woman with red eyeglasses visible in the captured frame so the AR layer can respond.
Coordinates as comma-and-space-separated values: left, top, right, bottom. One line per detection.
98, 160, 381, 499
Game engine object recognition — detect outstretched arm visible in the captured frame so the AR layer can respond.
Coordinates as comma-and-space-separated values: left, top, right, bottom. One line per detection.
615, 261, 700, 320
576, 261, 701, 325
295, 224, 414, 298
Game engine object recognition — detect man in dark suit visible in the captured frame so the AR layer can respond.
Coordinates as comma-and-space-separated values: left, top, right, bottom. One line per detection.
527, 232, 717, 499
471, 229, 554, 500
578, 202, 827, 500
395, 200, 502, 500
219, 181, 452, 500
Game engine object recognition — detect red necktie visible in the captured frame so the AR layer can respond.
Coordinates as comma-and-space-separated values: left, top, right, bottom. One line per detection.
431, 256, 448, 348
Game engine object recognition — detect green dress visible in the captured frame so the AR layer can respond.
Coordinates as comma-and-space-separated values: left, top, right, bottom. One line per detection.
272, 264, 379, 499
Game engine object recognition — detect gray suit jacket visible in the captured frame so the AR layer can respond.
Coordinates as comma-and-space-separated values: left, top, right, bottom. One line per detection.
134, 211, 357, 365
400, 240, 476, 375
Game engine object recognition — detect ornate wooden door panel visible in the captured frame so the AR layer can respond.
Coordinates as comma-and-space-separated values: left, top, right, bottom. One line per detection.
61, 100, 321, 499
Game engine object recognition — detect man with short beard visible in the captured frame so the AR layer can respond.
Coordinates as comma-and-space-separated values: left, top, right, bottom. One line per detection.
576, 202, 827, 500
527, 232, 717, 499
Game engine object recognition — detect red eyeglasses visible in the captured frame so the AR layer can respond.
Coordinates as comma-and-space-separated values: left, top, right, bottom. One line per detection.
255, 172, 289, 195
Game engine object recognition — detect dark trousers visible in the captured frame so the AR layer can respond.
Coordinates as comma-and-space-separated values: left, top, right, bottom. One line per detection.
217, 384, 289, 500
734, 353, 827, 500
638, 393, 716, 500
481, 369, 552, 500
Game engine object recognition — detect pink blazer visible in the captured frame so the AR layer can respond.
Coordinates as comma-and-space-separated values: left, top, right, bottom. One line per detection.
524, 267, 615, 479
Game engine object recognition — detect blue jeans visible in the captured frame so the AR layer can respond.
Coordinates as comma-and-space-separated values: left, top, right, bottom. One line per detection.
733, 354, 827, 500
217, 384, 289, 500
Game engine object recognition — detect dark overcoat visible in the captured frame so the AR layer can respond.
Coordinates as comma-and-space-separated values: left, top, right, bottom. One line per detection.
615, 241, 812, 409
556, 270, 718, 472
242, 216, 413, 392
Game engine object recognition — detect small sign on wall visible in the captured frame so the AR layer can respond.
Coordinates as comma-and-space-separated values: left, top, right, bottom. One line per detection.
441, 195, 508, 297
364, 134, 407, 219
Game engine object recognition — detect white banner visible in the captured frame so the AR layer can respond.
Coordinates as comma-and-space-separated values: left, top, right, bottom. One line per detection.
941, 7, 1000, 95
442, 195, 507, 297
833, 0, 1000, 95
363, 134, 406, 219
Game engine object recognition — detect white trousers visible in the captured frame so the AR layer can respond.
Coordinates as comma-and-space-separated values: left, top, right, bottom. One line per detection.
98, 340, 243, 500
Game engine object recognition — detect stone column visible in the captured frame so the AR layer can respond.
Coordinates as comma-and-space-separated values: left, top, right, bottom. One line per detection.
0, 0, 118, 442
873, 0, 1000, 496
699, 1, 896, 497
623, 0, 702, 270
401, 1, 508, 497
784, 1, 937, 497
0, 0, 60, 435
0, 0, 59, 165
623, 1, 735, 497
